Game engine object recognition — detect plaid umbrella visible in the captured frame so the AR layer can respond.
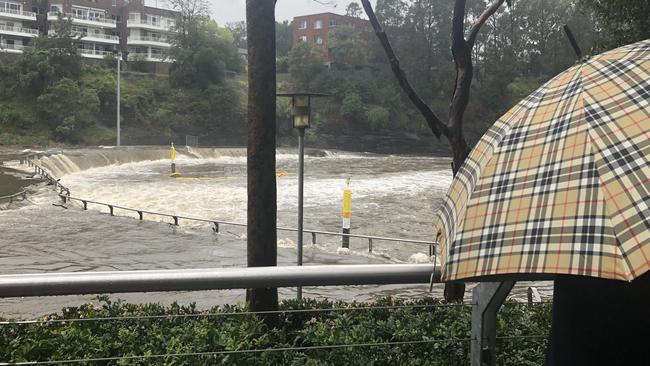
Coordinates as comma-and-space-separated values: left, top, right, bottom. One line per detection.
433, 39, 650, 283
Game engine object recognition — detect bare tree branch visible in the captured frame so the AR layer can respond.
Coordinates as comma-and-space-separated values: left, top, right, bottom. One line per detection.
467, 0, 506, 48
360, 0, 446, 138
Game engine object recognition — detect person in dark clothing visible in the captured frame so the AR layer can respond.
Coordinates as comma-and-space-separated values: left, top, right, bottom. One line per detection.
545, 272, 650, 365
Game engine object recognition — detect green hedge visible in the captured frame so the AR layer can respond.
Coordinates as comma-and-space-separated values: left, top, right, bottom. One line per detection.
0, 297, 550, 365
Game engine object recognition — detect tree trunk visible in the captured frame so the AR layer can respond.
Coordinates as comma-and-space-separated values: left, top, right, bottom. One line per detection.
246, 0, 278, 326
361, 0, 506, 302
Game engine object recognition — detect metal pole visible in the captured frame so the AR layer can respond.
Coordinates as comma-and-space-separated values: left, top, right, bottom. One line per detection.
116, 51, 121, 147
297, 127, 305, 299
0, 264, 439, 298
471, 281, 515, 366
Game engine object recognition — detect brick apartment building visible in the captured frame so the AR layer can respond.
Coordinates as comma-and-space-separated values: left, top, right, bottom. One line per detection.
0, 0, 176, 65
292, 12, 371, 60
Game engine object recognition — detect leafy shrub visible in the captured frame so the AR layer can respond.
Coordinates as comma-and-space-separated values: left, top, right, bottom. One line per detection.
366, 106, 390, 130
0, 297, 550, 365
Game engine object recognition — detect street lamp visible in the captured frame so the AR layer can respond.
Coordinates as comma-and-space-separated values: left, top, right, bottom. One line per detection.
116, 51, 122, 147
278, 92, 328, 300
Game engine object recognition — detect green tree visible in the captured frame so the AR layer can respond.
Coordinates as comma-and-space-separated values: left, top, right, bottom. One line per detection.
287, 42, 326, 88
16, 15, 82, 96
36, 78, 99, 140
276, 20, 293, 57
580, 0, 650, 50
346, 2, 363, 17
169, 0, 242, 89
329, 26, 366, 65
366, 105, 390, 130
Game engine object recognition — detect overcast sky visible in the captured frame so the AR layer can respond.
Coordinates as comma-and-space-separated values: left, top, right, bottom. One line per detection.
207, 0, 376, 25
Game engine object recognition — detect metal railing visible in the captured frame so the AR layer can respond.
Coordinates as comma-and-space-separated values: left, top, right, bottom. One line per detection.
126, 18, 174, 29
127, 35, 170, 44
48, 11, 117, 25
0, 190, 27, 204
20, 155, 436, 255
0, 7, 36, 18
60, 194, 437, 255
26, 160, 71, 197
0, 43, 28, 51
0, 264, 438, 297
0, 24, 38, 35
78, 48, 112, 57
49, 30, 119, 41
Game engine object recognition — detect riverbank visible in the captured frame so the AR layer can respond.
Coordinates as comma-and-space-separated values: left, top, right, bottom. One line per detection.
0, 297, 550, 365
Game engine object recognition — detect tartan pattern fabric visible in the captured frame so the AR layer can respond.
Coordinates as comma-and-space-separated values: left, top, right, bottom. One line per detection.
433, 39, 650, 282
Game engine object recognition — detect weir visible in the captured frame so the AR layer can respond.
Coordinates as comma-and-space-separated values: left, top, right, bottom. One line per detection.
29, 146, 345, 177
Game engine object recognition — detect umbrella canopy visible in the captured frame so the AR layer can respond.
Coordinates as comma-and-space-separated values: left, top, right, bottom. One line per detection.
434, 39, 649, 283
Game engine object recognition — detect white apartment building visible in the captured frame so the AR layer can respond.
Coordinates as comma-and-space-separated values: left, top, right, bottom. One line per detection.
126, 10, 174, 62
47, 3, 119, 59
0, 1, 38, 53
0, 0, 178, 67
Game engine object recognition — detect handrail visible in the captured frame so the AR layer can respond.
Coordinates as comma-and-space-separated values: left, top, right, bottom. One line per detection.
0, 264, 439, 298
61, 194, 437, 253
0, 7, 36, 17
48, 11, 117, 25
127, 36, 170, 43
0, 24, 38, 34
24, 155, 435, 255
0, 190, 27, 204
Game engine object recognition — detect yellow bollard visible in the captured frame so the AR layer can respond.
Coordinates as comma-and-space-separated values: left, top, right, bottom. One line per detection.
169, 142, 180, 177
342, 178, 352, 249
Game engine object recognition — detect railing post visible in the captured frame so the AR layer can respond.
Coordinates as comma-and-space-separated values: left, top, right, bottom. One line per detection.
108, 205, 114, 216
471, 281, 515, 366
213, 222, 219, 233
138, 211, 143, 220
311, 232, 316, 245
368, 238, 373, 253
82, 200, 87, 210
173, 216, 179, 226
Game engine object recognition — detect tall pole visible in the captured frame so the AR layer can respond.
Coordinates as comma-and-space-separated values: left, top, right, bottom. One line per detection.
297, 128, 305, 299
116, 51, 121, 147
246, 0, 278, 325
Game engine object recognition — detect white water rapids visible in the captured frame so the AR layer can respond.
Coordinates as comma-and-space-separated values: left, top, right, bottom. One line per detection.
0, 147, 550, 318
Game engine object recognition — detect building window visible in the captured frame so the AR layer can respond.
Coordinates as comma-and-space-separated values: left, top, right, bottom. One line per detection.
314, 19, 322, 29
315, 35, 323, 44
298, 20, 307, 29
329, 18, 337, 27
298, 35, 307, 43
72, 7, 84, 18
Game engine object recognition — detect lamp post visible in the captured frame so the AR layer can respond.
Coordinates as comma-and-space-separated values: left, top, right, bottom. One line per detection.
116, 51, 121, 147
278, 92, 328, 300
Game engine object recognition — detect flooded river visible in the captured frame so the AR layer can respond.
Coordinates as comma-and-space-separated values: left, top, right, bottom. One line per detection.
0, 147, 550, 318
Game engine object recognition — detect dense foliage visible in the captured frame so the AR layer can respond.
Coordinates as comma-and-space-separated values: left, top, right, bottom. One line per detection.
0, 10, 244, 146
0, 297, 550, 365
0, 0, 640, 150
283, 0, 613, 146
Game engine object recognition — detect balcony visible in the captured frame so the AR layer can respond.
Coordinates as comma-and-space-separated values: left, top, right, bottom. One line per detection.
48, 30, 119, 44
0, 43, 28, 53
127, 52, 172, 63
0, 24, 38, 37
126, 18, 174, 32
48, 12, 116, 28
127, 36, 170, 48
0, 7, 37, 21
78, 48, 113, 59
